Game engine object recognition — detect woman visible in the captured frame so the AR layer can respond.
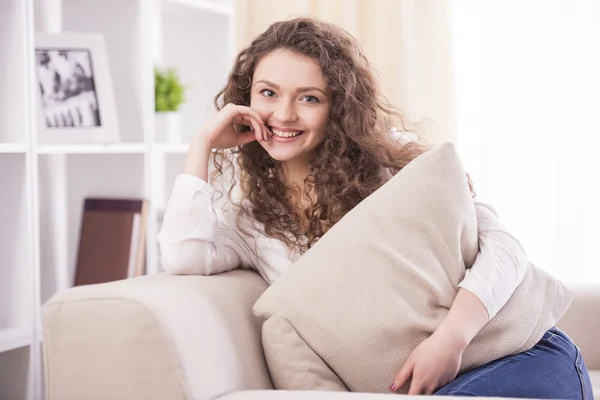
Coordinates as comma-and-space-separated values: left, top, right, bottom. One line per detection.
157, 17, 593, 398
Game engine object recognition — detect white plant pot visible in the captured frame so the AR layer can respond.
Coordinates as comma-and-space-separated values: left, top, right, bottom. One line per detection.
155, 111, 183, 143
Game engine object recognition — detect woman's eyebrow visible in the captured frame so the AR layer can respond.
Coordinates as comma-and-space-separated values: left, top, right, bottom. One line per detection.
254, 79, 328, 97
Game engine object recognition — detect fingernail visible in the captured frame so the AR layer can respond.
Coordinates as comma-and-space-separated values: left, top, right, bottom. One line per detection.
389, 383, 397, 392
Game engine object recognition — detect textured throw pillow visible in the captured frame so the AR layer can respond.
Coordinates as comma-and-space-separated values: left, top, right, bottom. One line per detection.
252, 142, 574, 394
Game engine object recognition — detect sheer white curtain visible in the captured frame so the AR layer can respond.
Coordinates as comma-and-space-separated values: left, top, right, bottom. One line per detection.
450, 0, 600, 284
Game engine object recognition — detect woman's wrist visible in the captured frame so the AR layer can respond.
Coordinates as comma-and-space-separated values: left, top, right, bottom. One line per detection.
432, 323, 471, 351
182, 133, 213, 181
192, 133, 214, 156
433, 288, 490, 351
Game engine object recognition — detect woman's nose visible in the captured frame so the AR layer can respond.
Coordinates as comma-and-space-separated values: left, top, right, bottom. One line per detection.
273, 100, 298, 122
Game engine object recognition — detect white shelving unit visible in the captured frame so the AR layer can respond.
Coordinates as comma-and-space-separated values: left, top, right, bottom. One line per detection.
0, 0, 236, 398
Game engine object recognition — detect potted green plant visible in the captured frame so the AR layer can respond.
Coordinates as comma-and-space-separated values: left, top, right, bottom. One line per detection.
155, 67, 186, 143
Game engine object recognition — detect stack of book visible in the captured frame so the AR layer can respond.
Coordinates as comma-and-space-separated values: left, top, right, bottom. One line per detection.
74, 197, 148, 286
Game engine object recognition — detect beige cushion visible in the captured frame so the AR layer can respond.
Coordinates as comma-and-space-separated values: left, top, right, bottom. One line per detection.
252, 142, 574, 394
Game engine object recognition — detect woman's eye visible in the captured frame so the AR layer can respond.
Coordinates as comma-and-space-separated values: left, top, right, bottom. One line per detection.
260, 89, 276, 97
302, 95, 319, 104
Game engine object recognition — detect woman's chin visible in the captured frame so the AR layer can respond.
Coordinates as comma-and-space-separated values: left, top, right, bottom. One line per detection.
258, 141, 297, 160
263, 148, 300, 162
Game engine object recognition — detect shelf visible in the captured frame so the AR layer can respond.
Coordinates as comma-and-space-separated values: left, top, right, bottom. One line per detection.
37, 154, 147, 306
0, 327, 32, 353
155, 142, 190, 154
164, 0, 233, 16
36, 143, 147, 155
0, 143, 28, 154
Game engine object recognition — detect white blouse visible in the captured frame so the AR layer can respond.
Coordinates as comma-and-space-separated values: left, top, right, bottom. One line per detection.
157, 172, 529, 321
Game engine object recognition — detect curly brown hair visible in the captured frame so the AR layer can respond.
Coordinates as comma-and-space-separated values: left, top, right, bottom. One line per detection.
211, 17, 432, 257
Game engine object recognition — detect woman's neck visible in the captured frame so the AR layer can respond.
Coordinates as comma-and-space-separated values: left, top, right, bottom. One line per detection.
280, 158, 311, 189
278, 159, 315, 222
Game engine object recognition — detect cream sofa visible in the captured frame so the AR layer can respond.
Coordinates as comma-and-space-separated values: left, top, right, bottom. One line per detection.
42, 269, 600, 400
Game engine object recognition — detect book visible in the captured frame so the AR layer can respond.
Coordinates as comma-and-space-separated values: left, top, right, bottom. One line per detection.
74, 197, 148, 286
133, 199, 148, 277
126, 212, 141, 279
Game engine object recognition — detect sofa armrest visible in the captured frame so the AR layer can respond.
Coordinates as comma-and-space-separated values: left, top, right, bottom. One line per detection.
43, 269, 273, 400
556, 285, 600, 369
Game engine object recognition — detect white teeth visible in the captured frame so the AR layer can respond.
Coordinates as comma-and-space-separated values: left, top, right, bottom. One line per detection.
270, 128, 303, 138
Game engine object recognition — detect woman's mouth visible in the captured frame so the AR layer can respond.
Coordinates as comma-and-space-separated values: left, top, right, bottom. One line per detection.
267, 126, 305, 139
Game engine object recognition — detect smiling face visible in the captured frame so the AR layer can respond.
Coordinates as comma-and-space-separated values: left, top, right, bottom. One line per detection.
250, 49, 332, 165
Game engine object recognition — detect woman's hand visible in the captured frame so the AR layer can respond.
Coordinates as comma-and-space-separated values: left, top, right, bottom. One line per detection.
183, 104, 270, 180
390, 289, 489, 395
466, 173, 476, 198
389, 331, 465, 395
197, 103, 271, 150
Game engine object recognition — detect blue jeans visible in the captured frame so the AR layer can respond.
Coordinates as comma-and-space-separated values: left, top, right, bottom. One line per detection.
434, 327, 594, 399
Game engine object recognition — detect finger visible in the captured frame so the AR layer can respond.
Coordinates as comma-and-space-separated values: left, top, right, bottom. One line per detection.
251, 121, 264, 143
233, 113, 265, 142
254, 122, 263, 143
231, 113, 256, 128
391, 361, 414, 392
262, 123, 271, 142
242, 105, 265, 124
234, 105, 265, 129
227, 106, 267, 143
248, 117, 262, 140
423, 385, 436, 396
408, 377, 424, 395
238, 106, 267, 141
466, 172, 476, 198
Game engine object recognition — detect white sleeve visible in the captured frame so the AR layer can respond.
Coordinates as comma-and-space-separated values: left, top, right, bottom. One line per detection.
458, 200, 529, 320
156, 173, 255, 276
